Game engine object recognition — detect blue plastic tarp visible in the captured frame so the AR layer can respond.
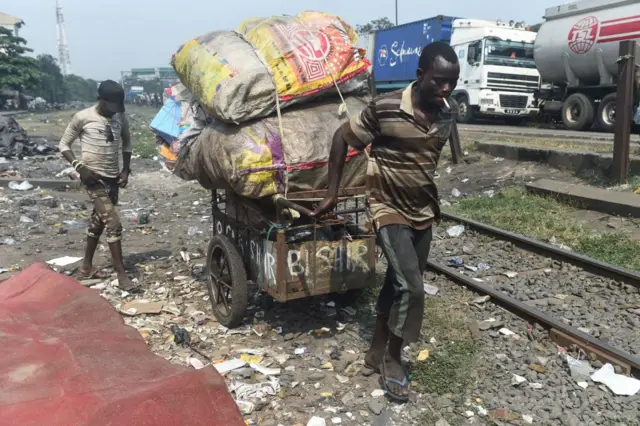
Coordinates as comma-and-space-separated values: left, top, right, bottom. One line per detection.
150, 97, 182, 143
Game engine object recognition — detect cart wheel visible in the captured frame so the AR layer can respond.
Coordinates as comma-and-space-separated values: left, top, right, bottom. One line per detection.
331, 289, 364, 307
206, 235, 248, 328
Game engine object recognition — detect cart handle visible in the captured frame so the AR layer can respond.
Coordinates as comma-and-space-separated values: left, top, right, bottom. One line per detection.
273, 195, 314, 217
273, 195, 366, 219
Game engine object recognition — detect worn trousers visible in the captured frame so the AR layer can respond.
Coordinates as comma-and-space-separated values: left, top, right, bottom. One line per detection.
86, 178, 123, 243
376, 224, 433, 343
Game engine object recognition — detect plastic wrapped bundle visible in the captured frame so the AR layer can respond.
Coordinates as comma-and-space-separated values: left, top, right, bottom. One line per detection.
171, 11, 370, 124
173, 95, 369, 199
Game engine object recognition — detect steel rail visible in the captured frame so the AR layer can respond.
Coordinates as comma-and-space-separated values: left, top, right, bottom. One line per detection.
441, 212, 640, 287
427, 260, 640, 376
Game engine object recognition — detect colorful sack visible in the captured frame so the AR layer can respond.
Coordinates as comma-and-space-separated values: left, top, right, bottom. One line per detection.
171, 11, 370, 124
173, 95, 368, 198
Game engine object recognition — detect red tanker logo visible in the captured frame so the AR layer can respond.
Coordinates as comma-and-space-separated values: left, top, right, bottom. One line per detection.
568, 16, 599, 54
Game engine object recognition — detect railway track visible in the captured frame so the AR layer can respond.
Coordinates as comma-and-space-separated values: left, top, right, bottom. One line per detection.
427, 214, 640, 377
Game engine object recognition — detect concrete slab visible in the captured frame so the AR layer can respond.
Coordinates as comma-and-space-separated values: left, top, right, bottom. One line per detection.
526, 178, 640, 218
474, 141, 640, 176
0, 178, 80, 191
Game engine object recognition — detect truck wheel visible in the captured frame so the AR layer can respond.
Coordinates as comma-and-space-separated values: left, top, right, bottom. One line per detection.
562, 93, 595, 131
456, 96, 475, 124
596, 94, 617, 133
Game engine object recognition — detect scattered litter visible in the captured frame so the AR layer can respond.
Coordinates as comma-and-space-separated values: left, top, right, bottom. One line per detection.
446, 257, 464, 267
591, 363, 640, 396
522, 414, 534, 424
483, 190, 495, 198
331, 418, 342, 425
464, 411, 474, 418
430, 337, 437, 344
120, 301, 164, 316
342, 306, 357, 316
371, 389, 386, 397
171, 325, 191, 346
464, 264, 478, 272
214, 359, 247, 374
336, 374, 349, 384
162, 301, 182, 316
503, 271, 518, 278
274, 354, 290, 365
235, 400, 255, 415
446, 225, 465, 238
8, 180, 33, 191
440, 199, 451, 207
189, 357, 205, 370
494, 157, 505, 162
451, 188, 461, 198
46, 256, 82, 267
511, 374, 527, 386
307, 416, 326, 426
499, 328, 515, 336
446, 167, 453, 174
321, 362, 334, 371
417, 349, 430, 361
476, 406, 488, 416
250, 363, 281, 376
461, 178, 469, 183
187, 226, 199, 236
1, 238, 16, 245
19, 215, 34, 223
473, 296, 490, 304
423, 283, 439, 296
90, 282, 108, 291
477, 263, 490, 271
294, 347, 307, 355
549, 236, 572, 251
529, 383, 543, 389
240, 354, 264, 364
232, 379, 280, 401
566, 355, 593, 379
577, 381, 589, 389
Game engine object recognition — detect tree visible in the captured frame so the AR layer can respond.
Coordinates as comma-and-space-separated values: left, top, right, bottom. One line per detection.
0, 26, 41, 91
65, 75, 98, 102
356, 17, 394, 35
35, 54, 66, 103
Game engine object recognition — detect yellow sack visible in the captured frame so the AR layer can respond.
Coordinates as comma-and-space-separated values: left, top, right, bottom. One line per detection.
171, 11, 369, 124
237, 11, 369, 102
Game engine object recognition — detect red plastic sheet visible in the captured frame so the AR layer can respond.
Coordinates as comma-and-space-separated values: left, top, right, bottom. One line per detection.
0, 263, 245, 426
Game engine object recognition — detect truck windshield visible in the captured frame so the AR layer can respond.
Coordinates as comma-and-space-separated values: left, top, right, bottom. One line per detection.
484, 39, 535, 69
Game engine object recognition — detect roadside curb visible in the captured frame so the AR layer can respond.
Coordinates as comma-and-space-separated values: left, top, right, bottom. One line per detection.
474, 140, 640, 176
526, 178, 640, 218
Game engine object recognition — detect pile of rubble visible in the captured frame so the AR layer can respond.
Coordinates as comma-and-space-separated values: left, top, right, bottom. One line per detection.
0, 116, 57, 159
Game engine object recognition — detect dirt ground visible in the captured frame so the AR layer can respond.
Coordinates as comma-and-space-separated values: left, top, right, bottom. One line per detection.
2, 109, 640, 425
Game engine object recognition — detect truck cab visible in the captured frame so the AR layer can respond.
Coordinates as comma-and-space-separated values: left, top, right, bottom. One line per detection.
451, 19, 540, 123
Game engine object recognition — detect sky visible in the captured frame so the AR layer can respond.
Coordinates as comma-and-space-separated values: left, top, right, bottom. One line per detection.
4, 0, 563, 81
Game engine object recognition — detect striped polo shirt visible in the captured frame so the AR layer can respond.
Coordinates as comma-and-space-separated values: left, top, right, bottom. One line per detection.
341, 83, 457, 230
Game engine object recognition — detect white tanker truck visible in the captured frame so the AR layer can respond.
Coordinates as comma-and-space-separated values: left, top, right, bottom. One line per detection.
534, 0, 640, 132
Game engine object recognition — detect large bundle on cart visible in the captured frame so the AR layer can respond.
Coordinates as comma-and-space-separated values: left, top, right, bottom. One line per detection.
174, 95, 368, 198
171, 11, 370, 123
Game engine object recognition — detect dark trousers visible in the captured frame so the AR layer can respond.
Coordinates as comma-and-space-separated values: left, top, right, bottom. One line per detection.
376, 224, 433, 343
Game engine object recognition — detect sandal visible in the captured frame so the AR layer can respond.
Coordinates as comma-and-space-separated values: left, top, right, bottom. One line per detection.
74, 268, 110, 280
380, 361, 410, 402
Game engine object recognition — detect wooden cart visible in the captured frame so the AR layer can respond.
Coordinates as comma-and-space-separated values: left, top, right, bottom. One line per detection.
205, 187, 376, 328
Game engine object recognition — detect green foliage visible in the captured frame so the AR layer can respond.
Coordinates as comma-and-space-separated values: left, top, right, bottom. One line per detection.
0, 27, 41, 91
35, 54, 66, 103
64, 75, 98, 102
356, 17, 394, 35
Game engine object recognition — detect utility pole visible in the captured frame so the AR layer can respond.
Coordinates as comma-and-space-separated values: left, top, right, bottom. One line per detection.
612, 40, 637, 184
395, 0, 398, 25
56, 0, 72, 76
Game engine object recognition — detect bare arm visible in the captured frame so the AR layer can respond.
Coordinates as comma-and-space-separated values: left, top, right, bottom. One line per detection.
59, 115, 82, 165
311, 101, 380, 216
